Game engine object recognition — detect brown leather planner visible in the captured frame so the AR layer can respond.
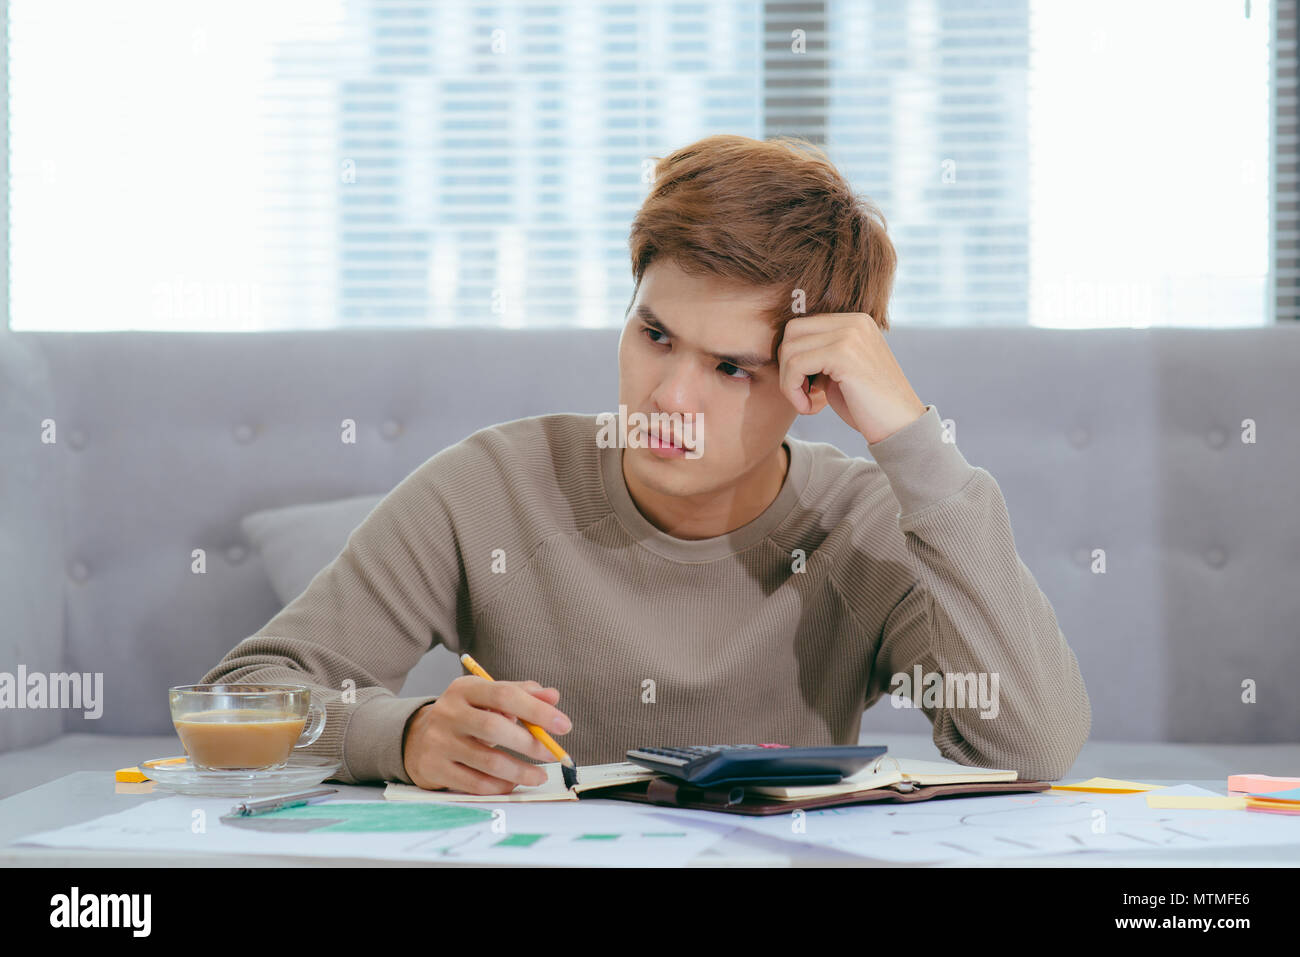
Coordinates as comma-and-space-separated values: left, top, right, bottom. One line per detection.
587, 775, 1052, 815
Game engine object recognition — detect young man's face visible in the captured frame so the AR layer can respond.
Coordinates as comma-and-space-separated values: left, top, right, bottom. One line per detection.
616, 256, 799, 509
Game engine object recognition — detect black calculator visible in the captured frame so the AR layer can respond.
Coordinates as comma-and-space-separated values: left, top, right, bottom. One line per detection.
625, 743, 887, 787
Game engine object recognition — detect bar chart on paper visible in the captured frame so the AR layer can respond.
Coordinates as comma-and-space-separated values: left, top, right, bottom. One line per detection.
12, 797, 736, 866
226, 802, 715, 862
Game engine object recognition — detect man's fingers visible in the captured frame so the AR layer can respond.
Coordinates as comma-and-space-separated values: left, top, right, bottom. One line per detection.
781, 354, 819, 413
451, 738, 549, 789
466, 679, 571, 735
460, 700, 564, 767
439, 758, 518, 795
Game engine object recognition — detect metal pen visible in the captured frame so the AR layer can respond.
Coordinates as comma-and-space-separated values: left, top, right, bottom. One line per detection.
230, 786, 339, 817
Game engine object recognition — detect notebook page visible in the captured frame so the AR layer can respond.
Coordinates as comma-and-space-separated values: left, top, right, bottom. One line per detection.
383, 761, 655, 803
752, 756, 1017, 800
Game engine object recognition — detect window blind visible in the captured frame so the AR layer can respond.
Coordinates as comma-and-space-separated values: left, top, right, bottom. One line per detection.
4, 0, 1278, 331
1274, 0, 1297, 321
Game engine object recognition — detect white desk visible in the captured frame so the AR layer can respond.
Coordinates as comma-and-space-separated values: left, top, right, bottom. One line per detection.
3, 772, 1298, 867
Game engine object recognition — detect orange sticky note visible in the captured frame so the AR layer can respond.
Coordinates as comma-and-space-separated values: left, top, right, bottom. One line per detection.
115, 757, 186, 783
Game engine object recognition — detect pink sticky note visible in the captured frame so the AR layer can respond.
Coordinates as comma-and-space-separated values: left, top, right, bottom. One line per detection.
1228, 773, 1300, 794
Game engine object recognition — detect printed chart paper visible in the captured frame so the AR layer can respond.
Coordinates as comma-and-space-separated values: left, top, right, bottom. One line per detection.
13, 795, 737, 866
635, 784, 1300, 863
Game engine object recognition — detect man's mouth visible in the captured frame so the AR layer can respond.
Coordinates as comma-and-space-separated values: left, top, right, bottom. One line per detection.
643, 426, 691, 451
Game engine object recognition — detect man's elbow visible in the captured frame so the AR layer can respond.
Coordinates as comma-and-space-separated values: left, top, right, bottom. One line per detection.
1025, 691, 1092, 781
963, 690, 1092, 782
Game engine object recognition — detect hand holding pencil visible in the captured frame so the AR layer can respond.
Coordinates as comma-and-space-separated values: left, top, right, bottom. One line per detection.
400, 653, 574, 795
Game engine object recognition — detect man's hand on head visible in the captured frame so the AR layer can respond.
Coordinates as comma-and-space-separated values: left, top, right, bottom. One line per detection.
776, 311, 927, 445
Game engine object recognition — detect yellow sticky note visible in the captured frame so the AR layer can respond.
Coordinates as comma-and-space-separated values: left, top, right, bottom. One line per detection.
1244, 797, 1300, 810
1146, 793, 1246, 810
115, 758, 186, 783
1050, 777, 1167, 793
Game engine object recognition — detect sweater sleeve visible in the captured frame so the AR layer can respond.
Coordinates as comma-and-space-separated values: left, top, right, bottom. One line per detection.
198, 451, 468, 785
856, 404, 1091, 781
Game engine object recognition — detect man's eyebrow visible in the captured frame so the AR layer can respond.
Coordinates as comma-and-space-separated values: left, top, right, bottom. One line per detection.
633, 304, 777, 370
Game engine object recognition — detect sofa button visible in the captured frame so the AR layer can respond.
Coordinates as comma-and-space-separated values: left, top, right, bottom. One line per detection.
1067, 425, 1090, 449
1204, 546, 1227, 568
232, 423, 255, 444
225, 544, 248, 564
1205, 427, 1227, 448
68, 429, 87, 450
380, 419, 402, 440
69, 560, 90, 582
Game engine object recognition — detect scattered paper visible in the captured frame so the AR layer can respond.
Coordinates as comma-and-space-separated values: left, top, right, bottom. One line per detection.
650, 784, 1300, 863
12, 794, 734, 866
1050, 777, 1167, 793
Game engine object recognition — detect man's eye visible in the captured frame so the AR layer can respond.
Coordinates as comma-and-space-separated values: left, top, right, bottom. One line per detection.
642, 325, 749, 380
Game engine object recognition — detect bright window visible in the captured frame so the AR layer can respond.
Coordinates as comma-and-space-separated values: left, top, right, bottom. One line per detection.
6, 0, 1274, 330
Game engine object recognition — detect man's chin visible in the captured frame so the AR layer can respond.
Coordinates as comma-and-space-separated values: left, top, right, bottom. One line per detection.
627, 452, 710, 495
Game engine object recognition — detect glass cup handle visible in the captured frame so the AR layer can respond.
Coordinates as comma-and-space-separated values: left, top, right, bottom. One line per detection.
295, 702, 327, 749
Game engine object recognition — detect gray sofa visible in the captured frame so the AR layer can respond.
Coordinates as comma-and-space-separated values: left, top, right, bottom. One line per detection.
3, 325, 1299, 799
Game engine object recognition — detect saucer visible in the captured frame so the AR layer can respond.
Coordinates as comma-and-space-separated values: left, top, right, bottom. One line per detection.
138, 755, 342, 797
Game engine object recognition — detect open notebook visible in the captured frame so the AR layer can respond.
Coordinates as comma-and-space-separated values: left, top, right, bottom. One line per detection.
385, 761, 657, 803
383, 756, 1018, 804
748, 755, 1018, 800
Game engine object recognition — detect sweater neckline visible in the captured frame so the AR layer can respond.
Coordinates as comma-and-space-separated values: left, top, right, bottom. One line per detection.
598, 429, 811, 562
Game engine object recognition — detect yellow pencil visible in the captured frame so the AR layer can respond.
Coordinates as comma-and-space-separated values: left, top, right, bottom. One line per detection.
459, 653, 576, 778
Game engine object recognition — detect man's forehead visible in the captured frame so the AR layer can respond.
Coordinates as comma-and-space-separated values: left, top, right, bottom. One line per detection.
645, 260, 779, 305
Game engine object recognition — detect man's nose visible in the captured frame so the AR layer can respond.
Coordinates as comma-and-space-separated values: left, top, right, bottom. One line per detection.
650, 358, 698, 411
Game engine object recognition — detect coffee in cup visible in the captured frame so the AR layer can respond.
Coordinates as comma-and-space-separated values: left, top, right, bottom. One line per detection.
169, 684, 326, 771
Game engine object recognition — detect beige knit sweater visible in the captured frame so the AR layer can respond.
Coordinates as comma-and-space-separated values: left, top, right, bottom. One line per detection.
201, 405, 1090, 784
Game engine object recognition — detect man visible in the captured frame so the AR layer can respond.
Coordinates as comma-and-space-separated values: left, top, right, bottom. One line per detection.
201, 133, 1090, 792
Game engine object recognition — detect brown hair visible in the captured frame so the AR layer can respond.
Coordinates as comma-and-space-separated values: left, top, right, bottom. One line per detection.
627, 133, 897, 331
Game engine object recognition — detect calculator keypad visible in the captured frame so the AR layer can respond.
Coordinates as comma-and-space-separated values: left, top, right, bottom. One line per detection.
627, 744, 765, 766
624, 743, 882, 786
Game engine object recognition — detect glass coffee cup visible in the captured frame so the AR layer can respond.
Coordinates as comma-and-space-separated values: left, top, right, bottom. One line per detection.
169, 683, 327, 771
